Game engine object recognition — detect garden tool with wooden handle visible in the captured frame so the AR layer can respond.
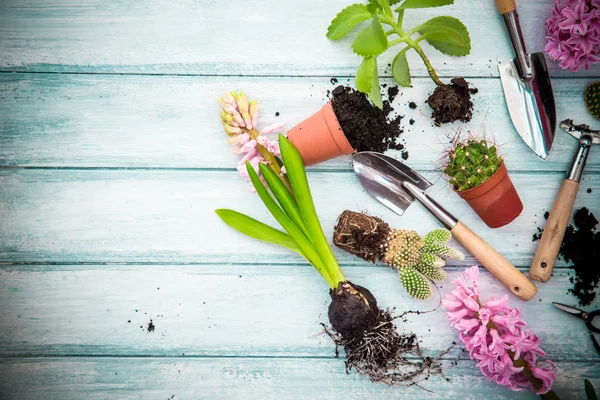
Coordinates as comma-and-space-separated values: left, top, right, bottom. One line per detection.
353, 152, 537, 301
495, 0, 556, 159
530, 120, 600, 282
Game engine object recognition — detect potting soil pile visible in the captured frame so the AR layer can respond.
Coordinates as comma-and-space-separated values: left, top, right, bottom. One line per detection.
331, 85, 407, 157
533, 207, 600, 305
427, 77, 476, 124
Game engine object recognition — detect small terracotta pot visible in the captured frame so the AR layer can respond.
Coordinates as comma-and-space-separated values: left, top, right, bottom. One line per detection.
287, 103, 355, 166
456, 162, 523, 228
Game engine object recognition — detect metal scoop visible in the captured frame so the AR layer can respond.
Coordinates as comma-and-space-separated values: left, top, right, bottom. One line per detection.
530, 120, 600, 282
353, 152, 537, 301
496, 0, 556, 159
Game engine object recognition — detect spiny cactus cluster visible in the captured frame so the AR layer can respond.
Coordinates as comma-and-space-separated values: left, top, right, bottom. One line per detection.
444, 139, 503, 192
585, 82, 600, 120
380, 228, 464, 299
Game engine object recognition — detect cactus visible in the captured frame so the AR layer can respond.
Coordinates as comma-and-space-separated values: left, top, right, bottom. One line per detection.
333, 210, 463, 300
585, 82, 600, 120
443, 139, 503, 192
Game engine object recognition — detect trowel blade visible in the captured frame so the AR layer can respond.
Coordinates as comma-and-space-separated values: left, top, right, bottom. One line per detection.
352, 152, 431, 216
499, 52, 556, 159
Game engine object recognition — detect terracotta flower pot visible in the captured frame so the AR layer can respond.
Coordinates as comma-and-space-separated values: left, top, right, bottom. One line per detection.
287, 103, 355, 166
456, 162, 523, 228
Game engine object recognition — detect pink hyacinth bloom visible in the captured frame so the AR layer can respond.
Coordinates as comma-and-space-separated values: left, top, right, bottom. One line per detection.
443, 266, 556, 395
545, 0, 600, 72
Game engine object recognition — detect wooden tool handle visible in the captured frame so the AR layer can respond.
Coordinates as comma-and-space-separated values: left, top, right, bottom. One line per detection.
529, 180, 579, 282
451, 221, 537, 301
495, 0, 516, 14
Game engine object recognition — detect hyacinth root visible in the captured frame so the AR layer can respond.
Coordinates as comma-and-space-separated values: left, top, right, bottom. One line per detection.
326, 281, 461, 387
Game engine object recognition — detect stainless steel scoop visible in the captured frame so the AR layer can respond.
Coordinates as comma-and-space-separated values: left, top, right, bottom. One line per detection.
353, 152, 537, 301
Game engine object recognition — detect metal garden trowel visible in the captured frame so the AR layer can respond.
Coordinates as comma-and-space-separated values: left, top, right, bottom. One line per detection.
530, 120, 600, 282
496, 0, 556, 159
353, 152, 537, 301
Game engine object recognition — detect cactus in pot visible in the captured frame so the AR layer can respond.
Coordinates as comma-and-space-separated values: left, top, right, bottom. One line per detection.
444, 139, 503, 191
441, 138, 522, 228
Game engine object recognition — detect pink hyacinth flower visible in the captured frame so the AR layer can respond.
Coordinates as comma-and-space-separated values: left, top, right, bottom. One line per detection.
443, 266, 556, 395
545, 0, 600, 72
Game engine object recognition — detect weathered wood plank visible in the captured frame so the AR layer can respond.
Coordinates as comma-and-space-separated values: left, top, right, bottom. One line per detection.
0, 74, 598, 171
0, 0, 598, 78
0, 357, 596, 400
0, 169, 597, 265
0, 265, 597, 360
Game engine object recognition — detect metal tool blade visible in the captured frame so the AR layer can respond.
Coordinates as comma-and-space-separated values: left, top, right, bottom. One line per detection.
499, 52, 556, 159
560, 119, 600, 144
552, 302, 584, 318
352, 152, 431, 216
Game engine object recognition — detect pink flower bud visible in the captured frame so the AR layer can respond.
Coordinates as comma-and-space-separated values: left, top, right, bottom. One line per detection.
223, 123, 242, 136
249, 100, 260, 129
241, 112, 252, 130
259, 122, 285, 136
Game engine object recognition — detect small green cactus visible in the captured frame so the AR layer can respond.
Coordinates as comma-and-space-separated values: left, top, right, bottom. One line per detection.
443, 139, 503, 192
585, 82, 600, 120
393, 228, 464, 300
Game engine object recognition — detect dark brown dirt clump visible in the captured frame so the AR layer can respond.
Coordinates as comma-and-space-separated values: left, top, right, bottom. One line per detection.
533, 207, 600, 305
331, 85, 406, 155
562, 208, 600, 305
427, 77, 475, 124
333, 210, 391, 263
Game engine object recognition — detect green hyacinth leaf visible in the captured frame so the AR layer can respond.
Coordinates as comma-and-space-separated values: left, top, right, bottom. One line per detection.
421, 244, 464, 261
416, 263, 446, 281
423, 228, 452, 245
399, 267, 432, 300
326, 3, 372, 40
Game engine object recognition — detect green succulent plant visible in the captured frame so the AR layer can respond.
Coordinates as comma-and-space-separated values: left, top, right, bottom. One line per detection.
443, 139, 503, 192
393, 228, 464, 299
333, 210, 463, 299
585, 81, 600, 120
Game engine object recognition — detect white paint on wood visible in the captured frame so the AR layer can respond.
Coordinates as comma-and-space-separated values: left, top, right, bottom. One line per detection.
0, 170, 597, 265
0, 265, 597, 360
0, 74, 598, 171
0, 0, 597, 78
0, 357, 597, 400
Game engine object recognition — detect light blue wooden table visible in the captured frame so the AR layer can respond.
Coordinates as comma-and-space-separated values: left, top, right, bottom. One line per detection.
0, 1, 599, 398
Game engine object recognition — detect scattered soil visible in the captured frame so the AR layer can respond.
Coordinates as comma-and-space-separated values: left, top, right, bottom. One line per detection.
330, 85, 407, 156
275, 111, 280, 117
588, 188, 593, 193
562, 208, 600, 305
387, 86, 400, 104
427, 78, 475, 124
409, 118, 415, 125
333, 211, 390, 263
533, 207, 600, 305
408, 102, 417, 109
147, 319, 155, 332
330, 77, 339, 84
326, 281, 458, 386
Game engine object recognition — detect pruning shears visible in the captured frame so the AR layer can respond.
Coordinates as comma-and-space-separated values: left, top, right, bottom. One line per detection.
553, 302, 600, 354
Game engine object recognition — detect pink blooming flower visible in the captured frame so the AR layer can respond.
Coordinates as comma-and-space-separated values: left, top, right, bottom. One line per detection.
545, 0, 600, 72
443, 266, 556, 395
218, 91, 286, 187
